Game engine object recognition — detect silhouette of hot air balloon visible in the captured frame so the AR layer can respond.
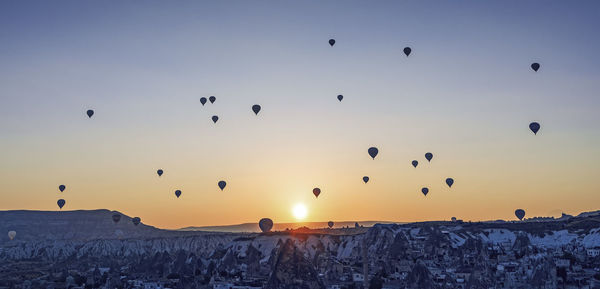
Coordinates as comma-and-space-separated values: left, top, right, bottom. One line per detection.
328, 39, 335, 46
175, 190, 182, 198
529, 122, 540, 135
313, 188, 321, 198
403, 47, 412, 56
132, 217, 141, 226
252, 104, 261, 115
57, 199, 65, 209
531, 63, 540, 72
337, 95, 343, 102
368, 147, 379, 159
425, 152, 433, 162
112, 214, 121, 223
212, 115, 219, 123
59, 185, 66, 192
446, 178, 454, 188
259, 218, 273, 233
8, 231, 16, 240
363, 176, 369, 183
412, 160, 418, 168
200, 97, 207, 106
86, 109, 94, 118
218, 181, 227, 191
421, 187, 429, 196
328, 221, 334, 228
157, 169, 163, 177
515, 209, 525, 221
209, 96, 216, 104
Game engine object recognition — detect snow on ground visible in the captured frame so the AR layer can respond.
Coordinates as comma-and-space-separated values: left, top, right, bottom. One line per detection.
528, 230, 578, 248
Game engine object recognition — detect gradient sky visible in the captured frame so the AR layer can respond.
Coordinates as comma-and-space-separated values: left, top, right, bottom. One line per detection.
1, 1, 599, 229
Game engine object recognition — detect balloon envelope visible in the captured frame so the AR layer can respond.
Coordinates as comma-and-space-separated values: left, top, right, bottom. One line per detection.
57, 199, 65, 209
403, 47, 412, 56
515, 209, 526, 220
252, 104, 261, 115
328, 221, 334, 228
368, 147, 379, 159
259, 218, 273, 233
529, 122, 540, 135
446, 178, 454, 188
212, 115, 219, 123
412, 160, 418, 168
531, 63, 540, 72
329, 39, 335, 46
337, 95, 343, 101
8, 231, 16, 240
313, 188, 321, 198
218, 181, 227, 191
157, 169, 163, 177
86, 109, 94, 118
425, 152, 433, 162
363, 176, 369, 183
421, 187, 429, 196
200, 97, 207, 105
209, 96, 216, 103
112, 214, 121, 223
132, 217, 141, 226
59, 185, 66, 192
175, 190, 182, 198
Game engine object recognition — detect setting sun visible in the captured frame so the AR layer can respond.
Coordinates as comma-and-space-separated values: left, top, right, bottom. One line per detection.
292, 203, 308, 221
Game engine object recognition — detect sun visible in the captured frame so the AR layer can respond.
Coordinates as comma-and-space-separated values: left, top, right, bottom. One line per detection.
292, 203, 308, 221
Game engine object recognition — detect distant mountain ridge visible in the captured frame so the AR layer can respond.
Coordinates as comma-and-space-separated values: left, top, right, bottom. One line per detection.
0, 209, 218, 244
179, 221, 399, 233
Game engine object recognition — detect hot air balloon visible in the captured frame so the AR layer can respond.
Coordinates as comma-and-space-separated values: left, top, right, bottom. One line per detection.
252, 104, 261, 115
368, 147, 379, 159
531, 63, 540, 72
445, 178, 454, 188
112, 214, 121, 223
421, 187, 429, 196
8, 231, 16, 240
259, 218, 273, 233
337, 95, 343, 102
451, 217, 457, 222
425, 152, 433, 162
132, 217, 141, 226
515, 209, 525, 221
86, 109, 94, 118
403, 47, 412, 56
363, 176, 369, 183
209, 96, 216, 104
59, 185, 66, 192
412, 160, 418, 168
200, 97, 207, 106
529, 122, 540, 135
57, 199, 65, 209
218, 181, 227, 191
212, 115, 219, 123
313, 188, 321, 198
328, 39, 335, 46
157, 169, 163, 177
175, 190, 182, 198
328, 221, 334, 228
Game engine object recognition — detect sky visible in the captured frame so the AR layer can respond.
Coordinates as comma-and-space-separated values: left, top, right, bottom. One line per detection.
1, 1, 599, 229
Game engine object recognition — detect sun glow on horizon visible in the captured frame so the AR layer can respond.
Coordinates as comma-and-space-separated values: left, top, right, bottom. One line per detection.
292, 203, 308, 221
